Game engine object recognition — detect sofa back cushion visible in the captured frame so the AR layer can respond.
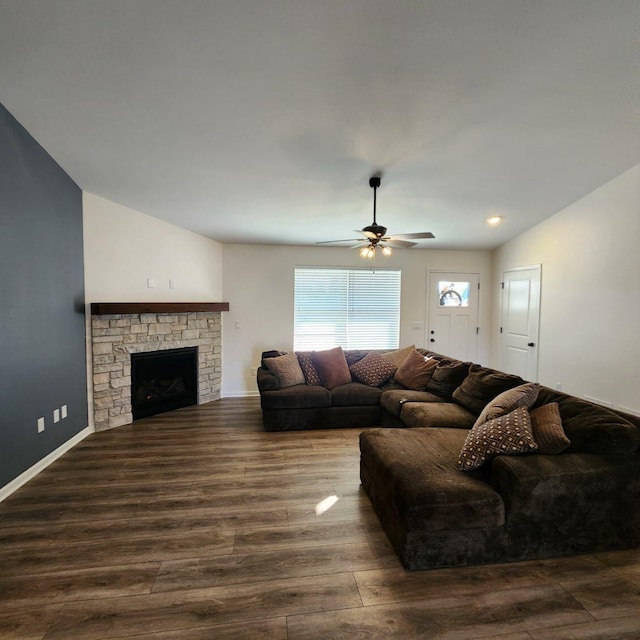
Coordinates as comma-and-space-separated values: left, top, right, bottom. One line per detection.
452, 364, 525, 415
311, 346, 352, 389
426, 359, 471, 399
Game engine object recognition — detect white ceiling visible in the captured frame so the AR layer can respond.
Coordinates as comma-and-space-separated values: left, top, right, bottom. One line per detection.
1, 0, 638, 250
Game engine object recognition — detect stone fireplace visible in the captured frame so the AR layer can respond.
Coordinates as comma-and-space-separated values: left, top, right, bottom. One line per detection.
90, 302, 228, 431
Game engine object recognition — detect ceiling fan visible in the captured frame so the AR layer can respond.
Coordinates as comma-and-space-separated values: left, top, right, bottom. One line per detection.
317, 176, 435, 258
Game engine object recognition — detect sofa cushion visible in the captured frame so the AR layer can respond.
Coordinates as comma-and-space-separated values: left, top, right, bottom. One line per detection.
260, 385, 331, 410
458, 406, 538, 471
331, 382, 383, 407
394, 349, 438, 391
474, 382, 540, 428
400, 401, 476, 429
360, 427, 505, 531
295, 351, 322, 386
381, 345, 415, 368
264, 352, 306, 388
452, 364, 525, 415
530, 402, 571, 454
426, 360, 471, 400
381, 389, 446, 418
560, 398, 639, 455
311, 346, 352, 389
349, 351, 396, 387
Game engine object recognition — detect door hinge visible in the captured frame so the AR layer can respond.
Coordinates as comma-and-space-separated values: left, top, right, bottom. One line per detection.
476, 327, 480, 334
477, 282, 480, 290
500, 282, 505, 289
500, 327, 503, 333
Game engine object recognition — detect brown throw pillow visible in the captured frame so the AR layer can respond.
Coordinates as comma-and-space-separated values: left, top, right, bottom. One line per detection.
530, 402, 571, 454
349, 352, 397, 387
452, 364, 525, 415
458, 406, 538, 471
426, 360, 471, 399
394, 349, 438, 391
295, 351, 322, 386
380, 345, 415, 368
264, 353, 305, 388
311, 346, 352, 389
473, 382, 540, 429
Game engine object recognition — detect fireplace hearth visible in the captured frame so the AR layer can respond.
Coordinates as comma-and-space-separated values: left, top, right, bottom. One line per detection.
131, 347, 198, 420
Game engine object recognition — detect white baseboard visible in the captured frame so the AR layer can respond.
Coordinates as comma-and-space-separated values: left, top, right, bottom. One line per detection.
618, 405, 640, 418
222, 391, 260, 398
0, 426, 94, 502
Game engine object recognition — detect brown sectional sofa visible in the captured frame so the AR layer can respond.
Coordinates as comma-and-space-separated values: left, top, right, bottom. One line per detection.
257, 347, 640, 570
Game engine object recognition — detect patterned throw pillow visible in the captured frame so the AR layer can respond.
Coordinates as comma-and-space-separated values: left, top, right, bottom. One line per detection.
458, 406, 538, 471
473, 382, 540, 429
349, 352, 397, 387
264, 353, 306, 388
530, 402, 571, 454
394, 349, 438, 391
295, 351, 322, 386
311, 346, 352, 389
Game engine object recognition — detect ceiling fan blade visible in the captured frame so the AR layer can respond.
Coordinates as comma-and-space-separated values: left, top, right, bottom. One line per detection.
391, 232, 435, 239
383, 238, 417, 248
315, 238, 362, 245
361, 230, 377, 240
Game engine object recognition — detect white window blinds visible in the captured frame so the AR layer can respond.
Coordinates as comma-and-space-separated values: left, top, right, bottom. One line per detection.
294, 268, 401, 350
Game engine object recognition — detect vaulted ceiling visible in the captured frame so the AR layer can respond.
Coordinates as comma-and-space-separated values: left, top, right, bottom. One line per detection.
1, 0, 638, 250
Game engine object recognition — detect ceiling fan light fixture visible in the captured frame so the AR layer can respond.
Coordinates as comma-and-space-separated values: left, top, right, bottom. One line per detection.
381, 245, 393, 257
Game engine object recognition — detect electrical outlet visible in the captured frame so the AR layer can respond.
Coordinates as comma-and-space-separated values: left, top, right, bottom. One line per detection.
37, 417, 45, 433
555, 382, 562, 391
53, 408, 60, 423
147, 277, 155, 288
61, 404, 68, 419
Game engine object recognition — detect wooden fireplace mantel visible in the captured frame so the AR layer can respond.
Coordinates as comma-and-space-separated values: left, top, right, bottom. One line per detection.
90, 302, 230, 315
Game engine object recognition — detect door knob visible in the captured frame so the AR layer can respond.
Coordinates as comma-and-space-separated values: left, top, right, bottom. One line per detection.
527, 342, 535, 347
430, 338, 435, 343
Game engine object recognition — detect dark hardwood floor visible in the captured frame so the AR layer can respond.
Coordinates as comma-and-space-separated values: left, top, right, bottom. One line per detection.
1, 397, 639, 639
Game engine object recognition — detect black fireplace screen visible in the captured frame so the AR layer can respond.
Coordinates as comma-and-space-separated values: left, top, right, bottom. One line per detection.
131, 347, 198, 420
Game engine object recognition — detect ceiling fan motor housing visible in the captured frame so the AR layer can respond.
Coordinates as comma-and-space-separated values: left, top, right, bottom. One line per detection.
363, 223, 387, 238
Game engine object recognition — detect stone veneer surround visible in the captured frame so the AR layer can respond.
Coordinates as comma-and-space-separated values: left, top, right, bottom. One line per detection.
91, 312, 221, 430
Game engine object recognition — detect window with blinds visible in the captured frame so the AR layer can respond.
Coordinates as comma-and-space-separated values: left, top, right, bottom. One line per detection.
294, 268, 401, 350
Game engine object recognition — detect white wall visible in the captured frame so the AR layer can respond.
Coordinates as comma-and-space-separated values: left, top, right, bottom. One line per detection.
492, 165, 640, 414
83, 192, 223, 302
222, 245, 492, 396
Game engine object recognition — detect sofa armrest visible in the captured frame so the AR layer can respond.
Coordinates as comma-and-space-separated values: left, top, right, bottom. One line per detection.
257, 367, 280, 392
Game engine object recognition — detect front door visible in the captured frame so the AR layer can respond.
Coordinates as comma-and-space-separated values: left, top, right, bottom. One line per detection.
500, 265, 541, 381
427, 272, 479, 361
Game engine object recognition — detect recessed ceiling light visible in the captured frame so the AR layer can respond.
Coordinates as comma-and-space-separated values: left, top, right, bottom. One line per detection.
486, 215, 503, 226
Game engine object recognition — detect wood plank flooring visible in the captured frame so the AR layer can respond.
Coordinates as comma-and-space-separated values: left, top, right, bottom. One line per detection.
1, 397, 639, 639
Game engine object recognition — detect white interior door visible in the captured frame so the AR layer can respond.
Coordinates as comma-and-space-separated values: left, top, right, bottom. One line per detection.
500, 266, 541, 381
427, 272, 479, 361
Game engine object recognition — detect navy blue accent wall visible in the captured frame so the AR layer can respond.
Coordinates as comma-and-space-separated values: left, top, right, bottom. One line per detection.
0, 104, 88, 489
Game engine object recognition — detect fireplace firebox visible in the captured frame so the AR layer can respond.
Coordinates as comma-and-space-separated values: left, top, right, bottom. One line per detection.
131, 347, 198, 420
